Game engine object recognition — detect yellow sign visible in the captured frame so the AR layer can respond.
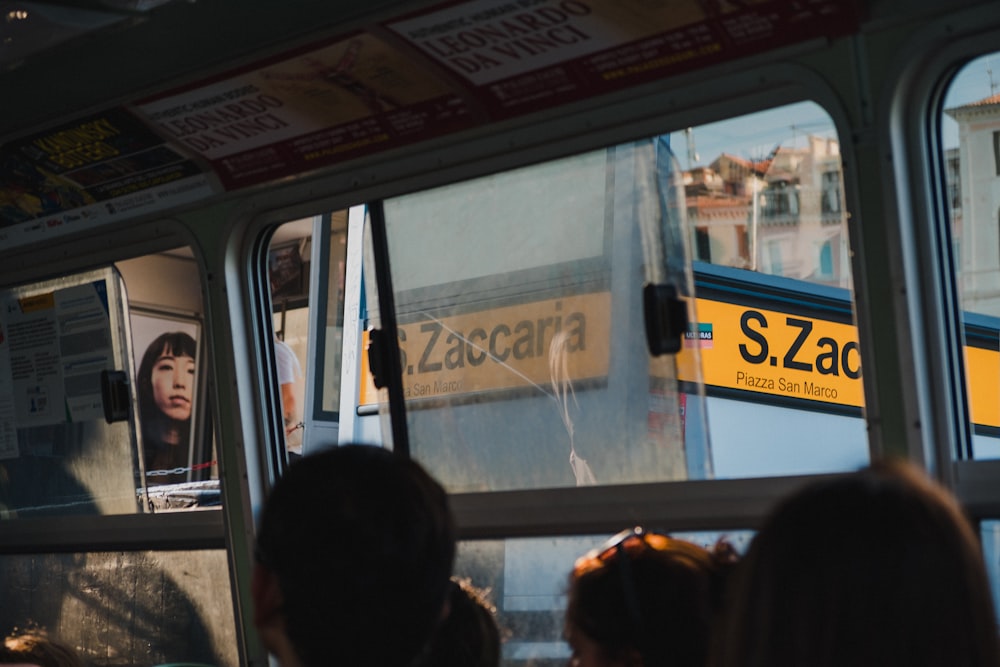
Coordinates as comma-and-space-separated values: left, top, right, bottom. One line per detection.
358, 291, 1000, 428
677, 298, 863, 407
677, 298, 1000, 427
359, 293, 611, 405
19, 292, 55, 313
966, 346, 1000, 428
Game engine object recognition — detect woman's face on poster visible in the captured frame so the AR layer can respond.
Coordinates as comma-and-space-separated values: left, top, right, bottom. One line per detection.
151, 345, 195, 421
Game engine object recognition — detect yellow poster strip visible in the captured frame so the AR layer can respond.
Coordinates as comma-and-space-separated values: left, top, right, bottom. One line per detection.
359, 293, 611, 405
18, 292, 55, 313
358, 291, 1000, 428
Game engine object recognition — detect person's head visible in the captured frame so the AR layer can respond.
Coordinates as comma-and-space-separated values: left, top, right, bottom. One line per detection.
714, 459, 1000, 667
253, 444, 457, 667
566, 528, 736, 667
0, 628, 84, 667
137, 331, 196, 427
419, 578, 501, 667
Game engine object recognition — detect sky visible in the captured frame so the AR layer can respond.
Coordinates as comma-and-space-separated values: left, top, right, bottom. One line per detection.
678, 101, 834, 171
675, 51, 1000, 170
943, 53, 1000, 148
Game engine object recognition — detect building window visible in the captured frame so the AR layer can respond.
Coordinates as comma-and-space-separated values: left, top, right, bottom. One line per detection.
993, 131, 1000, 176
737, 224, 749, 263
696, 227, 711, 261
768, 241, 783, 275
819, 240, 834, 278
821, 172, 841, 213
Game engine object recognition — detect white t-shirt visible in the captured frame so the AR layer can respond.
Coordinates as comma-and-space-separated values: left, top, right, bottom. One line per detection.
275, 337, 304, 453
275, 338, 302, 384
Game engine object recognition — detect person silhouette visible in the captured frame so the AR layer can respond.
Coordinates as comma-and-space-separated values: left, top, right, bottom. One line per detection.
713, 459, 1000, 667
252, 444, 456, 667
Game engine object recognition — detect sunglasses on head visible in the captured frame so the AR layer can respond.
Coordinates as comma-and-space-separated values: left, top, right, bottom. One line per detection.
573, 527, 674, 630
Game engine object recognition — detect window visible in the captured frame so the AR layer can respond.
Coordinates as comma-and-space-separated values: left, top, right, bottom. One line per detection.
0, 249, 219, 517
994, 131, 1000, 176
371, 102, 864, 493
696, 227, 711, 261
453, 530, 755, 667
262, 213, 352, 462
818, 240, 834, 279
0, 549, 237, 665
942, 53, 1000, 459
767, 240, 784, 275
737, 224, 749, 262
822, 171, 841, 214
0, 239, 230, 666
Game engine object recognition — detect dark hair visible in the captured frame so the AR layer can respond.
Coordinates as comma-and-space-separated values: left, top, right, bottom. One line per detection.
0, 629, 85, 667
136, 331, 197, 441
713, 459, 1000, 667
419, 578, 501, 667
567, 530, 736, 667
256, 444, 457, 667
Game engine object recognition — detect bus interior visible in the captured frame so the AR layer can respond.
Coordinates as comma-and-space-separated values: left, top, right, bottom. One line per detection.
2, 0, 1000, 665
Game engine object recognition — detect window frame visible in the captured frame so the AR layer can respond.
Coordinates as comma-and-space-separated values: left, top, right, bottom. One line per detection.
346, 67, 875, 534
0, 220, 226, 554
884, 5, 1000, 498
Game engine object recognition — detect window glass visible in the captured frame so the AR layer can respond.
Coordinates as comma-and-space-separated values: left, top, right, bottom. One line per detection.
266, 213, 351, 459
689, 102, 850, 288
942, 53, 1000, 459
455, 531, 753, 666
267, 219, 313, 460
0, 549, 237, 666
374, 101, 864, 492
268, 219, 311, 459
0, 250, 217, 517
316, 215, 350, 418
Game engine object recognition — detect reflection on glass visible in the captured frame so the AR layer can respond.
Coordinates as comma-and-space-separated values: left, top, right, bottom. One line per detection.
456, 531, 753, 666
118, 249, 217, 511
942, 54, 1000, 459
377, 102, 861, 492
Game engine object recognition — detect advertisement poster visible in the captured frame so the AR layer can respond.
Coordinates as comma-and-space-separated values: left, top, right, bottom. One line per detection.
134, 32, 475, 189
384, 0, 860, 114
1, 280, 115, 429
129, 310, 203, 483
0, 108, 214, 249
0, 0, 862, 252
0, 394, 15, 461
